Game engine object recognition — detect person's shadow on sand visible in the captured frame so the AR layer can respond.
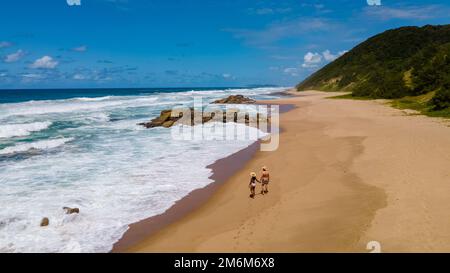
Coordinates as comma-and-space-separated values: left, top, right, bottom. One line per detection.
249, 192, 265, 199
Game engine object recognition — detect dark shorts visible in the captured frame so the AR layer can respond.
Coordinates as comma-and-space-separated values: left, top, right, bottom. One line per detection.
261, 179, 269, 185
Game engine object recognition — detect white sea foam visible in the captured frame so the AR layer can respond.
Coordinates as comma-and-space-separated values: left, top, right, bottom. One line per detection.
0, 96, 160, 118
0, 137, 73, 155
74, 96, 113, 102
0, 121, 52, 139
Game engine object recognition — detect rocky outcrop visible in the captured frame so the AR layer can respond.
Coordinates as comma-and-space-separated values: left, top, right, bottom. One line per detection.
40, 217, 49, 227
139, 108, 268, 129
63, 207, 80, 214
138, 108, 196, 128
212, 95, 256, 104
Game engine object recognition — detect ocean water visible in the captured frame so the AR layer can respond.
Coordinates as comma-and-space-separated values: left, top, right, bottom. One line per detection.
0, 87, 287, 253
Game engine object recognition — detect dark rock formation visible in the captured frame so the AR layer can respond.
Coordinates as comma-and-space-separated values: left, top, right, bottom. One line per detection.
212, 95, 256, 104
40, 217, 49, 227
63, 207, 80, 214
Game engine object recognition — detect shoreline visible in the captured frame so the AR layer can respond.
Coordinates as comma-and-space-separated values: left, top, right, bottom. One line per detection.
112, 101, 295, 252
112, 141, 261, 252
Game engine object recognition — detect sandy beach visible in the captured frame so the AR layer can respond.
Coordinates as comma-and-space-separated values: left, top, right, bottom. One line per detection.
117, 90, 450, 253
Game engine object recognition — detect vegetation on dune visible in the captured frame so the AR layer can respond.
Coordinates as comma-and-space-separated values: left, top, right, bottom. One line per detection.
431, 81, 450, 111
297, 24, 450, 114
332, 91, 450, 118
390, 91, 450, 118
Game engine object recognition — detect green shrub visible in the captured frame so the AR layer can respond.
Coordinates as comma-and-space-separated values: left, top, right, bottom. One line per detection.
431, 84, 450, 110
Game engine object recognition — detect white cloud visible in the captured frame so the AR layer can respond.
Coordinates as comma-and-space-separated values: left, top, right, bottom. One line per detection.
30, 56, 59, 69
322, 50, 338, 62
300, 50, 347, 68
72, 45, 87, 52
4, 49, 25, 63
304, 52, 322, 63
67, 0, 81, 6
322, 50, 347, 61
222, 73, 237, 80
22, 73, 44, 79
302, 52, 322, 68
0, 41, 13, 48
73, 74, 88, 80
283, 67, 299, 77
367, 0, 382, 6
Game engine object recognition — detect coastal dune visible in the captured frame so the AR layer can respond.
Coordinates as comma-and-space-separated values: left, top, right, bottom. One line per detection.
125, 91, 450, 253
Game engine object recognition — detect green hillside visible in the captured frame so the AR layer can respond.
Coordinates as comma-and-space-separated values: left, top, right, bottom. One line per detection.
296, 25, 450, 112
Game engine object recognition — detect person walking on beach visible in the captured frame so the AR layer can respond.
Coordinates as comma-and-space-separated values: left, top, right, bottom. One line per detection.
260, 166, 270, 195
249, 172, 260, 198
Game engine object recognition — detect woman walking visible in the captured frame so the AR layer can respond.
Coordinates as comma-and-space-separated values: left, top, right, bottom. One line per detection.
249, 172, 260, 198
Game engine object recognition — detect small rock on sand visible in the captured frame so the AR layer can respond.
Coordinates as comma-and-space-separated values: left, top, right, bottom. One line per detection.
40, 217, 49, 227
63, 207, 80, 214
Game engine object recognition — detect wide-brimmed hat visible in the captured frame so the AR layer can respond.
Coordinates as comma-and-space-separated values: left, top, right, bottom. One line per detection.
250, 172, 256, 177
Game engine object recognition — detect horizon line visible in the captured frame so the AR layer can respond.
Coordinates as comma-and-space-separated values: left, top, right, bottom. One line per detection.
0, 85, 284, 91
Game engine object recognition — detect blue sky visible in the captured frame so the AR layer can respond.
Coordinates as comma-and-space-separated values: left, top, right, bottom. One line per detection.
0, 0, 449, 89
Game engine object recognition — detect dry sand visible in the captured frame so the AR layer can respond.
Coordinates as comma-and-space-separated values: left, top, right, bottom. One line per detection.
125, 91, 450, 253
